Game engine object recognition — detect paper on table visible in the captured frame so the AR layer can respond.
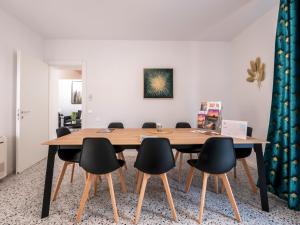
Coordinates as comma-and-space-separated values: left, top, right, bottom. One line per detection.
192, 129, 220, 135
221, 120, 248, 139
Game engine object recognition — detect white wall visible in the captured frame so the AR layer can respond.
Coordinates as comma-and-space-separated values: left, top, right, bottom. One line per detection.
44, 40, 232, 129
229, 6, 278, 167
0, 8, 43, 174
229, 6, 278, 139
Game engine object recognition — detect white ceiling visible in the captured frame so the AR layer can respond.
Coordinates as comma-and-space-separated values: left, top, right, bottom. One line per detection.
0, 0, 278, 41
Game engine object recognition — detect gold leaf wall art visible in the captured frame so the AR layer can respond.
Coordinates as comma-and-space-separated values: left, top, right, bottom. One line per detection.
246, 57, 265, 88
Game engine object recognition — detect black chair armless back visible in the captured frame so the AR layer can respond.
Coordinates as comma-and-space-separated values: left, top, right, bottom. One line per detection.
176, 122, 191, 128
56, 127, 71, 137
142, 122, 156, 128
56, 127, 81, 162
80, 138, 121, 174
196, 137, 236, 174
134, 138, 175, 174
77, 110, 82, 119
108, 122, 124, 129
108, 122, 125, 153
235, 127, 253, 159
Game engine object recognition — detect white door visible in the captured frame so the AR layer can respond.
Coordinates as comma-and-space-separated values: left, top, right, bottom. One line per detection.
16, 51, 49, 173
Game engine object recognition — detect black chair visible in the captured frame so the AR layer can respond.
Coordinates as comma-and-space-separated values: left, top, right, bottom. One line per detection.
108, 122, 127, 169
234, 127, 257, 193
76, 138, 127, 223
52, 127, 81, 201
142, 122, 156, 128
134, 138, 177, 224
185, 137, 241, 223
174, 122, 202, 182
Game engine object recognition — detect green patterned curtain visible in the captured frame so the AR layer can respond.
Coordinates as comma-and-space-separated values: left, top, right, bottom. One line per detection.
264, 0, 300, 210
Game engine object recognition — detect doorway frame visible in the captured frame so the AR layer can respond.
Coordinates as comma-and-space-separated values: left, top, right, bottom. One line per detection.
47, 60, 87, 137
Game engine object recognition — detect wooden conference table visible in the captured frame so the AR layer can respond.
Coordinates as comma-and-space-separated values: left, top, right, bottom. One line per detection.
41, 128, 269, 218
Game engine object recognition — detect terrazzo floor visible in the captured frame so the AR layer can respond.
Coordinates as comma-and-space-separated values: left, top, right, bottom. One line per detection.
0, 151, 299, 225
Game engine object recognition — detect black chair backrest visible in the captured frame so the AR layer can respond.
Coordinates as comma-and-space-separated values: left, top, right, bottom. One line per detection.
235, 127, 253, 159
197, 137, 235, 174
108, 122, 124, 129
77, 110, 82, 119
80, 138, 121, 174
56, 127, 71, 137
176, 122, 191, 128
247, 127, 253, 137
134, 138, 175, 174
142, 122, 156, 128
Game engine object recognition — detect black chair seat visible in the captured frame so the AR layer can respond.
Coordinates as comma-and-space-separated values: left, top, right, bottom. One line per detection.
235, 148, 252, 159
176, 145, 202, 153
175, 122, 201, 153
108, 122, 126, 154
187, 158, 224, 174
234, 127, 253, 159
114, 146, 126, 153
56, 127, 82, 163
58, 149, 81, 163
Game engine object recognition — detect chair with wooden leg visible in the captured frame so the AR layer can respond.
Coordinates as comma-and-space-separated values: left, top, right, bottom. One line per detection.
134, 122, 157, 186
234, 127, 257, 193
108, 122, 127, 169
185, 137, 241, 223
134, 138, 177, 224
174, 122, 202, 183
76, 138, 127, 223
52, 127, 81, 201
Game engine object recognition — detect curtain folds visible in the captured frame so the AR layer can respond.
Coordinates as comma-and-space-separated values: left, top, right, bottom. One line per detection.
264, 0, 300, 210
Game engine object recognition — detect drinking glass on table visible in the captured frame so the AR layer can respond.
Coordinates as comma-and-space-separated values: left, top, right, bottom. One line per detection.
156, 123, 163, 132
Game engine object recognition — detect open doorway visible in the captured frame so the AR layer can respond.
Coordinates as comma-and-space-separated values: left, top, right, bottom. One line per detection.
49, 65, 84, 139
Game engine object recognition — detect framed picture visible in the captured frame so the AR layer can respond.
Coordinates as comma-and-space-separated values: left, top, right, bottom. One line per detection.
71, 81, 82, 104
144, 68, 173, 98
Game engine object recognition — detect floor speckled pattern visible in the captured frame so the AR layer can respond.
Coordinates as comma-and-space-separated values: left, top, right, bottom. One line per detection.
0, 151, 299, 225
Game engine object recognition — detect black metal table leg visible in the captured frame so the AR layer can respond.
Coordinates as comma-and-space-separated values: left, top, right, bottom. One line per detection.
41, 145, 57, 218
254, 143, 269, 212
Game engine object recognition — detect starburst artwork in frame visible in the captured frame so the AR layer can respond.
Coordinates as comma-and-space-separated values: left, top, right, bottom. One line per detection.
144, 68, 173, 98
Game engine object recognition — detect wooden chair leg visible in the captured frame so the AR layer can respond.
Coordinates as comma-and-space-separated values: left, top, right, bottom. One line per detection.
120, 152, 127, 170
190, 153, 193, 159
160, 173, 177, 221
221, 183, 225, 193
220, 174, 241, 222
118, 167, 127, 193
214, 175, 219, 194
178, 153, 183, 182
185, 166, 195, 193
94, 175, 98, 196
134, 173, 150, 224
240, 159, 257, 193
106, 173, 119, 223
234, 166, 237, 179
198, 172, 209, 224
174, 151, 179, 163
52, 161, 69, 201
76, 173, 93, 222
136, 171, 143, 193
70, 163, 75, 183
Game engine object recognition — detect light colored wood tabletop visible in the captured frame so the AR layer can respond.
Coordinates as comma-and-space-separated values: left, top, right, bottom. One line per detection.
43, 128, 267, 146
